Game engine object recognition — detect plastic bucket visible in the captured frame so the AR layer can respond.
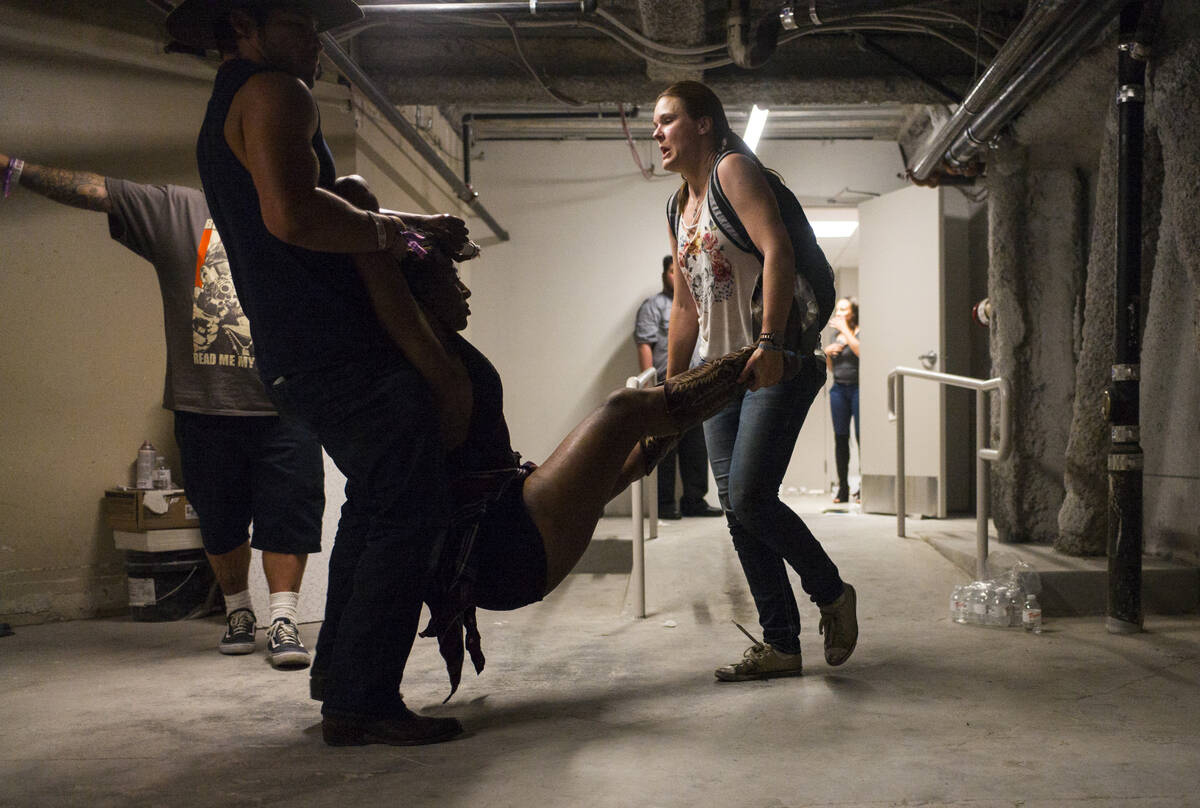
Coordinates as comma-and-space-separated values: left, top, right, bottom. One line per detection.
125, 549, 218, 622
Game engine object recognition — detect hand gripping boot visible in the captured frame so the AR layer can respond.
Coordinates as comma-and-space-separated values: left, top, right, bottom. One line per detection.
640, 346, 756, 475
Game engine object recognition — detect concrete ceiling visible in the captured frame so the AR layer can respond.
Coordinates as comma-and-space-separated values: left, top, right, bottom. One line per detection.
334, 0, 1029, 140
5, 0, 1029, 143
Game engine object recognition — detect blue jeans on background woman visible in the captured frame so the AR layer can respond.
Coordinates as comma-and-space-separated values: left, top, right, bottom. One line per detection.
703, 356, 846, 654
830, 381, 859, 501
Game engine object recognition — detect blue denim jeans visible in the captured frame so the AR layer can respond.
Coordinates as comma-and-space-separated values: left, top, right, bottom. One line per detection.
268, 352, 448, 716
703, 356, 845, 654
829, 382, 860, 440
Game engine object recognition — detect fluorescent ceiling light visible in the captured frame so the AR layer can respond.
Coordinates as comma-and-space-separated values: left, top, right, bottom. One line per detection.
811, 220, 859, 238
742, 105, 769, 153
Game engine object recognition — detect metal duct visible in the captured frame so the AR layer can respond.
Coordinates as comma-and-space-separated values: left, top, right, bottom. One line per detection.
945, 0, 1129, 169
781, 0, 936, 27
361, 2, 596, 14
728, 0, 779, 70
319, 34, 510, 242
906, 0, 1076, 181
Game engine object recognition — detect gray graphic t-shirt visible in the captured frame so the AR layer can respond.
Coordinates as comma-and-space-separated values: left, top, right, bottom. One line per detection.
106, 178, 274, 415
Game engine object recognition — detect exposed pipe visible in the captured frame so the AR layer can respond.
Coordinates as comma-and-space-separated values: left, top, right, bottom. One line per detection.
361, 1, 596, 15
944, 0, 1129, 169
779, 0, 938, 28
907, 0, 1077, 181
461, 118, 473, 190
1106, 0, 1150, 635
319, 34, 510, 242
728, 0, 780, 69
465, 110, 635, 120
141, 0, 176, 14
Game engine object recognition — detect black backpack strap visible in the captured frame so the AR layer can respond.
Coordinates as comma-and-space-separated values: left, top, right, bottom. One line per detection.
707, 151, 838, 329
666, 187, 681, 236
707, 151, 758, 256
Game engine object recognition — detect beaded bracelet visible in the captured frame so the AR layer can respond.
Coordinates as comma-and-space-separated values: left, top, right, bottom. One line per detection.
3, 158, 24, 199
399, 230, 429, 258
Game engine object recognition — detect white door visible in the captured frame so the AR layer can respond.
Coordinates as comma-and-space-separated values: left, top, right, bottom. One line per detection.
858, 185, 945, 516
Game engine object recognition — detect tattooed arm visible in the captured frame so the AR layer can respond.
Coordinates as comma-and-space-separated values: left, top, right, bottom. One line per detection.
2, 152, 110, 213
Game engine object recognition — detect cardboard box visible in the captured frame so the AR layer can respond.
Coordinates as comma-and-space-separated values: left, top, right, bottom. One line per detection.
113, 528, 204, 552
104, 488, 199, 531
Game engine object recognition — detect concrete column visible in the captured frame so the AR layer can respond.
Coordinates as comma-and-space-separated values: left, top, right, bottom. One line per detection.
989, 142, 1087, 544
1140, 2, 1200, 565
1056, 101, 1119, 556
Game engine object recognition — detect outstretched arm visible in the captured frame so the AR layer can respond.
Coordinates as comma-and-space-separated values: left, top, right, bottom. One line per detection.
1, 152, 110, 212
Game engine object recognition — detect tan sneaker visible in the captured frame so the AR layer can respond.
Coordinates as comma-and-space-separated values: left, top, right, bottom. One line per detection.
714, 623, 803, 681
818, 583, 858, 666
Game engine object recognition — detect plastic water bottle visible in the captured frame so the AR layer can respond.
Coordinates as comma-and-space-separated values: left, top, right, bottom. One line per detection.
136, 440, 157, 489
1022, 593, 1043, 634
986, 585, 1008, 627
152, 455, 172, 490
950, 585, 968, 624
1007, 588, 1025, 627
968, 584, 987, 625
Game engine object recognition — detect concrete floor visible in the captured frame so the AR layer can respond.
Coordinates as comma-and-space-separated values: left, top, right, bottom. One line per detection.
2, 495, 1198, 808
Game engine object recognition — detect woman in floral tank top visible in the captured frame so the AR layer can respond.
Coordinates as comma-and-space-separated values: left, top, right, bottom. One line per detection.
652, 81, 859, 681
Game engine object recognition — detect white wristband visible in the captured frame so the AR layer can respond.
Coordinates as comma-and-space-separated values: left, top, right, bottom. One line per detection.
368, 211, 388, 250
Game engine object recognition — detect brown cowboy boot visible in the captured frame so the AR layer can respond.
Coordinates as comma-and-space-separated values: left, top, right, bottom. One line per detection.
641, 345, 805, 476
661, 345, 756, 432
637, 346, 753, 476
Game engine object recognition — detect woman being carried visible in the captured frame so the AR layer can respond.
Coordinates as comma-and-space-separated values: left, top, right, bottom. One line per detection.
359, 198, 760, 701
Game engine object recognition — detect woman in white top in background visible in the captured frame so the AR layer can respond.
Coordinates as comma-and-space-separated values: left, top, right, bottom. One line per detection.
652, 81, 858, 680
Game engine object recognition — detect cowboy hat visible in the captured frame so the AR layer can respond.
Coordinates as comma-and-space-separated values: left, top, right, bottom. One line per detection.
166, 0, 363, 50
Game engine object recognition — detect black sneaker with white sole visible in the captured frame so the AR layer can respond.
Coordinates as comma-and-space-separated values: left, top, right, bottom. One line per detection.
219, 608, 256, 655
266, 617, 311, 670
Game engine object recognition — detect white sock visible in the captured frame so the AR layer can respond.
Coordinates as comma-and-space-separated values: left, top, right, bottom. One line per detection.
269, 591, 300, 625
224, 589, 252, 616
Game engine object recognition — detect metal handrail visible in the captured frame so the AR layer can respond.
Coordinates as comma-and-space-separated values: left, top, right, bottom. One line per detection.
887, 366, 1011, 580
625, 367, 658, 618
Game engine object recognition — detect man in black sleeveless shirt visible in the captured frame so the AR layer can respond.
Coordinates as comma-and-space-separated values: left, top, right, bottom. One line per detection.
169, 0, 471, 746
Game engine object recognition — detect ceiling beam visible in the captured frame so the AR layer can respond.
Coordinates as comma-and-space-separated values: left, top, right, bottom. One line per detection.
635, 0, 707, 83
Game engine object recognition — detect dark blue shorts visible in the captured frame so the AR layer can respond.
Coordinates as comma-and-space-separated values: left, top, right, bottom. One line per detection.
174, 411, 324, 556
471, 479, 548, 612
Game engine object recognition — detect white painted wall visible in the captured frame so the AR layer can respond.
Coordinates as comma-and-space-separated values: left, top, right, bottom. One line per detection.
0, 8, 467, 625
